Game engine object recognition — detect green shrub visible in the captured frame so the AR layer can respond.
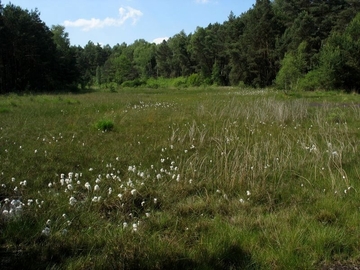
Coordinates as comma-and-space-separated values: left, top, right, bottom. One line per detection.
95, 119, 114, 131
298, 69, 324, 91
187, 74, 202, 87
0, 107, 10, 113
121, 79, 145, 88
172, 77, 187, 88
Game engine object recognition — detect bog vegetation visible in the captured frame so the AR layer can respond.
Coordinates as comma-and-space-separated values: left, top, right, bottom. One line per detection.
1, 0, 360, 269
0, 87, 360, 269
1, 0, 360, 93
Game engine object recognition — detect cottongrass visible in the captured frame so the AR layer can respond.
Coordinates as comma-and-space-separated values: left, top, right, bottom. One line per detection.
0, 89, 359, 269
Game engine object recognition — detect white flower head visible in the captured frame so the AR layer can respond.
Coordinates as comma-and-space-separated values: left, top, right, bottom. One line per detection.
85, 182, 91, 191
69, 196, 77, 206
92, 196, 101, 202
20, 180, 27, 186
41, 227, 51, 236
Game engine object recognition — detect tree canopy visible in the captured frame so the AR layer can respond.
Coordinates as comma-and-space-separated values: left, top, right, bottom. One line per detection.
1, 0, 360, 93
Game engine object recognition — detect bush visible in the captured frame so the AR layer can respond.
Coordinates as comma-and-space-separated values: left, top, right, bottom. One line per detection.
172, 77, 187, 88
121, 79, 145, 88
187, 74, 202, 87
95, 120, 114, 131
298, 69, 324, 91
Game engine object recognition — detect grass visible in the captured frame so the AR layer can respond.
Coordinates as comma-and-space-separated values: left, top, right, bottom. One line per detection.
94, 119, 114, 132
0, 87, 360, 269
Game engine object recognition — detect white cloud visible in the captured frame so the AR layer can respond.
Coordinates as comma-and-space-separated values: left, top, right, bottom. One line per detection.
63, 6, 143, 31
152, 37, 169, 44
196, 0, 210, 3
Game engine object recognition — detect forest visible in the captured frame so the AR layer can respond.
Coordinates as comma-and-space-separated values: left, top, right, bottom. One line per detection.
1, 0, 360, 93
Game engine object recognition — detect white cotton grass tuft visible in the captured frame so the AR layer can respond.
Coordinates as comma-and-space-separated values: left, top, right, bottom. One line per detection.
92, 196, 101, 202
69, 196, 77, 206
85, 182, 91, 191
41, 227, 51, 236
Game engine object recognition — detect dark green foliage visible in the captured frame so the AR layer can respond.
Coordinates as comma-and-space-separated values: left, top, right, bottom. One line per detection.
319, 12, 360, 91
95, 119, 114, 131
238, 0, 283, 87
276, 42, 307, 90
155, 40, 172, 78
187, 73, 202, 87
51, 25, 80, 89
1, 1, 360, 92
133, 39, 157, 79
0, 4, 58, 92
168, 30, 193, 77
297, 12, 360, 92
0, 4, 82, 93
121, 79, 146, 88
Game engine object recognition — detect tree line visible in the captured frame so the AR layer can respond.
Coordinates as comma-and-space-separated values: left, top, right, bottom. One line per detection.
1, 0, 360, 93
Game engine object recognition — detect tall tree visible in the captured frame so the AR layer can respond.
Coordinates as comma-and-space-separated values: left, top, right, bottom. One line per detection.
1, 3, 58, 91
315, 12, 360, 91
132, 39, 157, 79
224, 12, 246, 86
168, 30, 192, 77
75, 41, 111, 88
190, 26, 214, 79
0, 0, 7, 93
51, 25, 79, 88
155, 40, 172, 78
239, 0, 282, 87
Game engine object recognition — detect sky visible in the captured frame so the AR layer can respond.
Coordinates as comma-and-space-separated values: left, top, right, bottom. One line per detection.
4, 0, 256, 47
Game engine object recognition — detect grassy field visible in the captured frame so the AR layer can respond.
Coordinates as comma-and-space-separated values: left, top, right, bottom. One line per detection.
1, 87, 360, 269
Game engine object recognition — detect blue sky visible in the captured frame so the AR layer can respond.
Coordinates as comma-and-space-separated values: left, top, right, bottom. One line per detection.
4, 0, 256, 47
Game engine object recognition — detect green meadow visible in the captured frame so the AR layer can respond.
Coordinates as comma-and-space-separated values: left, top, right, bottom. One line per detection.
1, 87, 360, 269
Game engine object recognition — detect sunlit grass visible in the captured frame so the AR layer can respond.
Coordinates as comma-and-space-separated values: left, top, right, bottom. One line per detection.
0, 88, 360, 269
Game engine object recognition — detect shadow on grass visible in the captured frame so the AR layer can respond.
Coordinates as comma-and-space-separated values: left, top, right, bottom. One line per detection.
0, 243, 259, 270
206, 243, 259, 270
